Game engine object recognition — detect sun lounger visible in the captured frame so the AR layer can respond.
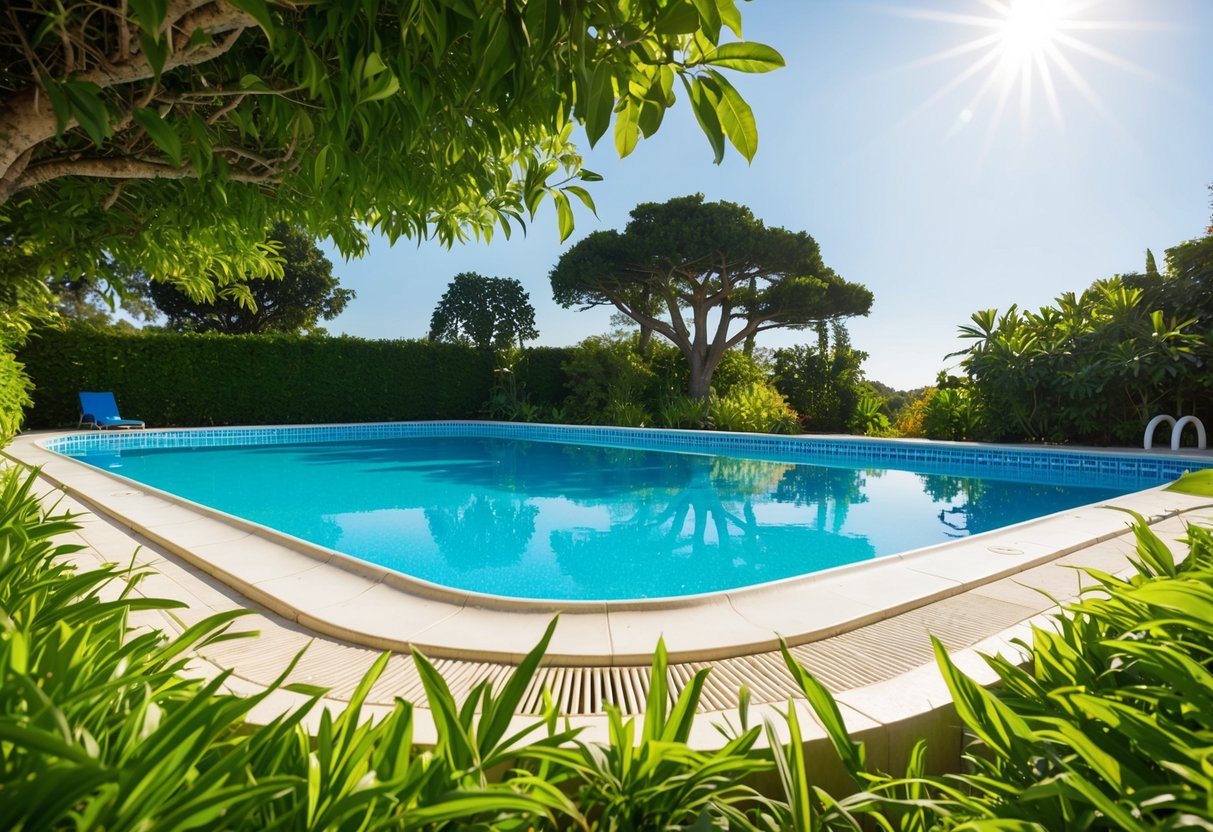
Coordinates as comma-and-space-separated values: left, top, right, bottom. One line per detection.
78, 392, 145, 430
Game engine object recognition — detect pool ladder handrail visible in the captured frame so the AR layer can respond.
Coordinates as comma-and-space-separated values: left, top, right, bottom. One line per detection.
1143, 414, 1207, 450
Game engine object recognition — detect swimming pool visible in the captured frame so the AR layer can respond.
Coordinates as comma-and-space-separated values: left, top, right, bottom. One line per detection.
44, 422, 1202, 601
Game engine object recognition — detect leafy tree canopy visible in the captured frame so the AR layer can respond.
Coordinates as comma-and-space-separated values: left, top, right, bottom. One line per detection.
429, 272, 538, 350
47, 256, 157, 327
550, 194, 873, 397
0, 0, 782, 309
149, 222, 352, 334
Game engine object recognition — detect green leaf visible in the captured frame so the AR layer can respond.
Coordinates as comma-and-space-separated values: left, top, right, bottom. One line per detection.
780, 641, 866, 779
704, 42, 786, 73
552, 190, 574, 242
62, 81, 112, 146
705, 70, 758, 161
585, 63, 615, 147
716, 0, 743, 37
655, 1, 702, 35
1128, 580, 1213, 621
932, 637, 1033, 762
38, 74, 72, 135
127, 0, 169, 38
0, 722, 99, 766
132, 108, 183, 166
563, 185, 597, 216
478, 617, 557, 756
577, 169, 604, 182
691, 0, 723, 41
613, 99, 641, 158
684, 76, 725, 163
226, 0, 276, 39
7, 630, 28, 674
139, 31, 170, 80
362, 51, 388, 79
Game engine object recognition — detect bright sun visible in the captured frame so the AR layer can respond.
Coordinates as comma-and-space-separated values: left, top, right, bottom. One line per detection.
998, 0, 1064, 72
898, 0, 1148, 142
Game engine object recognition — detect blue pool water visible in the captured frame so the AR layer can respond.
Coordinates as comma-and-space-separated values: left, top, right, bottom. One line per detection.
61, 431, 1162, 600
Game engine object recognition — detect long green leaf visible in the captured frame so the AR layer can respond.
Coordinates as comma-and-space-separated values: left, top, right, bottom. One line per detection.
704, 42, 785, 73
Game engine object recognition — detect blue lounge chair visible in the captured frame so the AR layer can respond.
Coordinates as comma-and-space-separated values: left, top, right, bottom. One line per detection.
78, 392, 145, 430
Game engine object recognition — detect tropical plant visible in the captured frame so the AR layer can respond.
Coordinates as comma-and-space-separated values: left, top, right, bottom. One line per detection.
920, 385, 981, 441
658, 394, 713, 429
521, 640, 771, 829
429, 272, 538, 350
781, 512, 1213, 830
484, 348, 542, 422
955, 278, 1208, 444
148, 223, 354, 334
847, 393, 891, 437
603, 398, 652, 427
710, 381, 801, 434
550, 195, 873, 398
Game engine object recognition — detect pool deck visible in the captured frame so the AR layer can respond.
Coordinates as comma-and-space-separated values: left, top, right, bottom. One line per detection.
7, 427, 1213, 774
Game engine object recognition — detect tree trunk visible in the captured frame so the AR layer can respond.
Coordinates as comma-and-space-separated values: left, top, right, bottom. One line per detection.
688, 354, 714, 399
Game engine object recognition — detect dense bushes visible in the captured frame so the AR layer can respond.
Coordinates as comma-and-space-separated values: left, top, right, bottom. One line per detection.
5, 466, 1212, 828
772, 322, 868, 433
0, 350, 32, 441
19, 327, 496, 428
953, 233, 1213, 446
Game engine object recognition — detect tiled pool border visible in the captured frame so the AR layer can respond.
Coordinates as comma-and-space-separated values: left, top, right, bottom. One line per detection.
14, 423, 1213, 664
42, 419, 1213, 483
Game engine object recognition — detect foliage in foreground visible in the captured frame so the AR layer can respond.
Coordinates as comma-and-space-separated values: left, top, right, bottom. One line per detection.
1, 1, 782, 297
3, 464, 1211, 829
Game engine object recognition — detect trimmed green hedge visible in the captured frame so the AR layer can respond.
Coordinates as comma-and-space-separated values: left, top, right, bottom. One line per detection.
514, 346, 573, 408
19, 328, 497, 428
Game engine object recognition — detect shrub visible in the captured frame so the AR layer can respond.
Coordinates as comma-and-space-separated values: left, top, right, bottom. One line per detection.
657, 394, 713, 429
921, 386, 981, 441
559, 335, 657, 424
710, 382, 801, 434
894, 387, 935, 437
786, 514, 1213, 829
514, 346, 574, 410
0, 470, 772, 828
956, 276, 1213, 444
0, 349, 33, 442
847, 393, 892, 437
772, 322, 868, 432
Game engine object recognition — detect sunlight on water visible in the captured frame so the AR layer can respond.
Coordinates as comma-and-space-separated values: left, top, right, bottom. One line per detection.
77, 436, 1132, 600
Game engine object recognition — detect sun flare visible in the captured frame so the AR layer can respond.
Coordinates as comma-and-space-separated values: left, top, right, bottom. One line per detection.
897, 0, 1153, 144
998, 0, 1063, 74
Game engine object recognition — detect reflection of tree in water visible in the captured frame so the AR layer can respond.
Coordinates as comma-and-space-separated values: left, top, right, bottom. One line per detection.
550, 458, 875, 597
424, 495, 538, 568
772, 464, 871, 534
917, 474, 1096, 538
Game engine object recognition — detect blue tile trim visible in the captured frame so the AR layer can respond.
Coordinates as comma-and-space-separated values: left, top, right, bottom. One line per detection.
42, 421, 1213, 485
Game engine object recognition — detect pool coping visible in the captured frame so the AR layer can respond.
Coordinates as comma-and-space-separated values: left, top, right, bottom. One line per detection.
8, 423, 1213, 665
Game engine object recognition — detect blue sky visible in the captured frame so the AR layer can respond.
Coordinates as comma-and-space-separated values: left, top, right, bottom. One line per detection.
324, 0, 1213, 391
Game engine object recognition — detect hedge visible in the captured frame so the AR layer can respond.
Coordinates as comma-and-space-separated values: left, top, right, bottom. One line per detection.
514, 346, 574, 409
18, 328, 499, 428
